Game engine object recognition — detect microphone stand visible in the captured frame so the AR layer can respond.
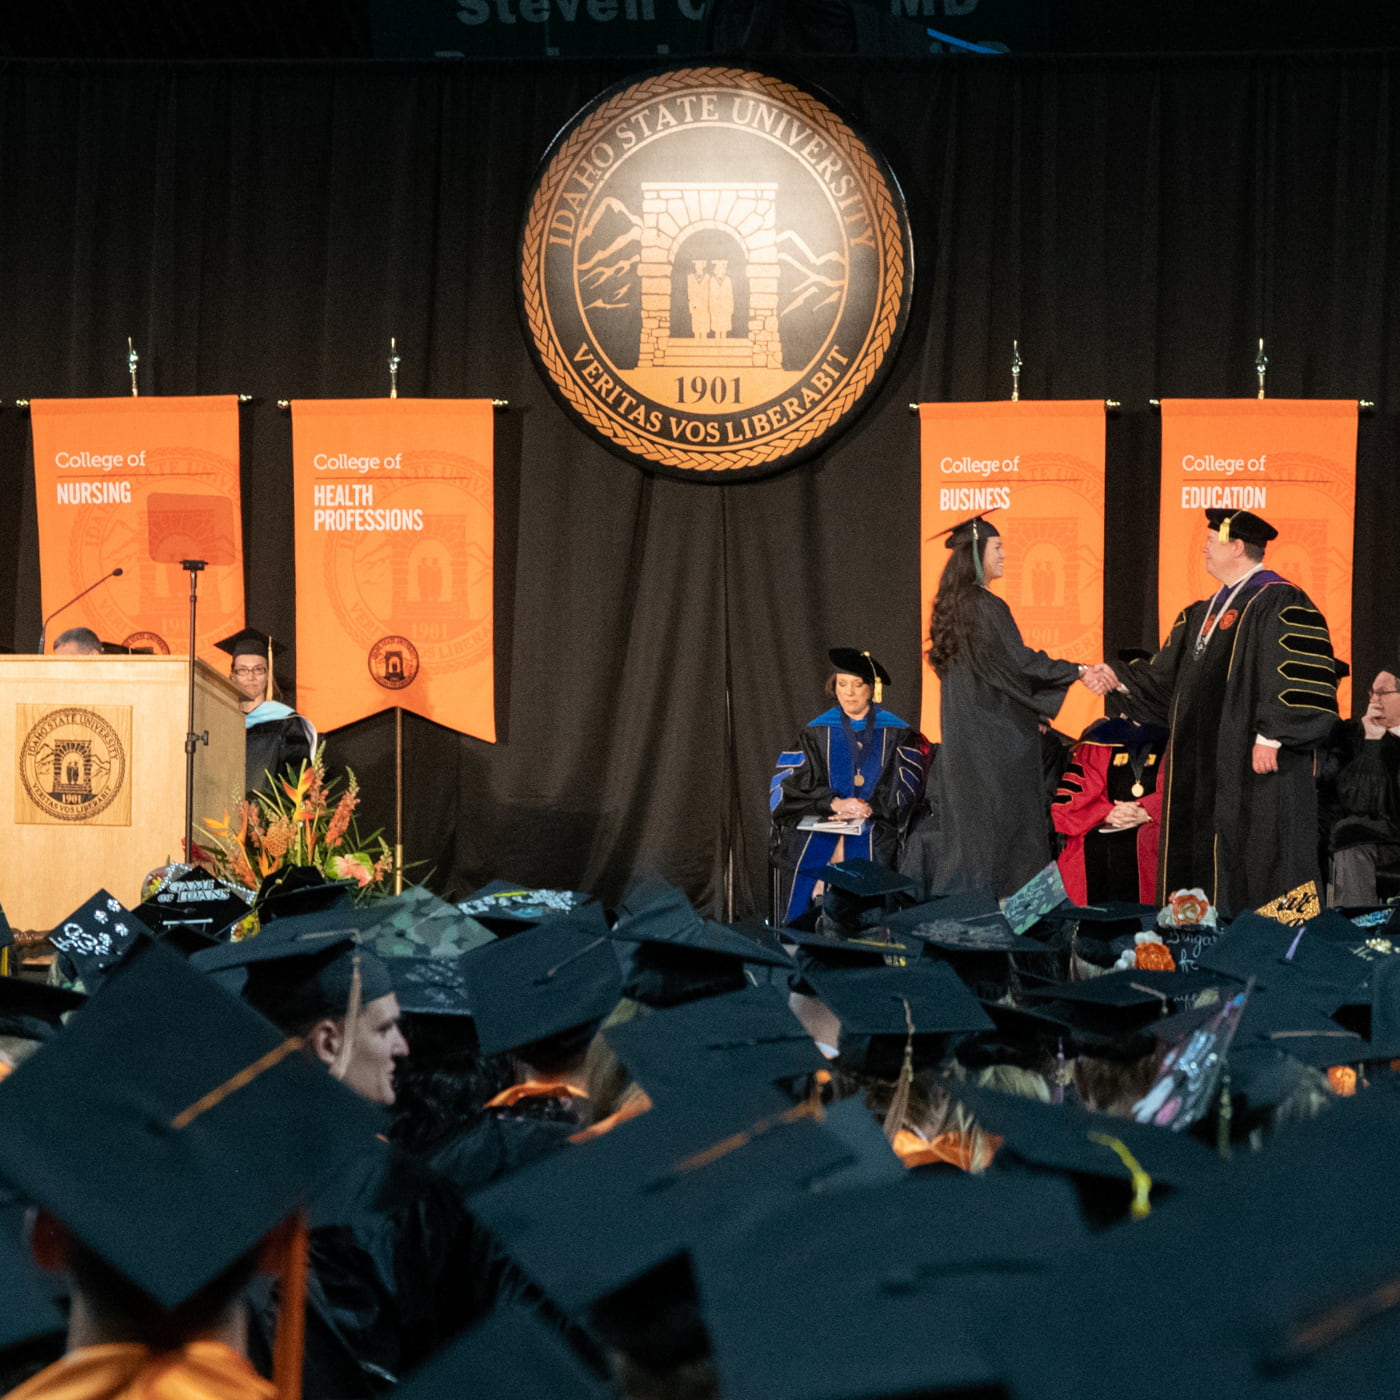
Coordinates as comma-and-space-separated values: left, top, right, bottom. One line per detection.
37, 567, 124, 653
181, 560, 209, 863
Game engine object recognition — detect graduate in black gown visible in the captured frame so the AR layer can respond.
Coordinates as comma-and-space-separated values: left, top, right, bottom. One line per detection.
919, 516, 1112, 901
769, 648, 928, 925
1116, 508, 1338, 915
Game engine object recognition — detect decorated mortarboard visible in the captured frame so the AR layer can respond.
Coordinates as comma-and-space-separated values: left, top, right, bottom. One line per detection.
1000, 861, 1070, 935
1204, 506, 1278, 545
213, 625, 285, 659
0, 944, 380, 1310
349, 886, 495, 960
602, 986, 827, 1111
0, 977, 85, 1043
463, 905, 622, 1057
693, 1173, 1086, 1400
468, 1093, 873, 1312
394, 1306, 612, 1400
456, 878, 592, 936
134, 865, 254, 946
890, 898, 1041, 953
48, 890, 154, 992
388, 954, 473, 1018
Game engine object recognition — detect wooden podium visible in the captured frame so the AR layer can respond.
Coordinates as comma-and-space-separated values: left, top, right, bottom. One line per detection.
1, 656, 244, 933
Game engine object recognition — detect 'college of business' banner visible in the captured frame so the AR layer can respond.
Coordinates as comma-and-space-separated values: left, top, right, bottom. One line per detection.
31, 397, 244, 659
919, 401, 1106, 743
1158, 399, 1356, 713
291, 400, 495, 741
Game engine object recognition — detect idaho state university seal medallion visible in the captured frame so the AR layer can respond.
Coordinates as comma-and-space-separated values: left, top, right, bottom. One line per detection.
17, 705, 131, 825
520, 67, 912, 480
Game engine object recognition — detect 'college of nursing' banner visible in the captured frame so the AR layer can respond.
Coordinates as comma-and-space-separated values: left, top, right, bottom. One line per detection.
291, 400, 495, 741
31, 397, 244, 660
919, 401, 1106, 743
1158, 400, 1356, 714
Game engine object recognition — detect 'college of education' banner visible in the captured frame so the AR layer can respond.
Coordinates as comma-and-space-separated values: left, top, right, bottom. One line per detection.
291, 400, 495, 741
919, 401, 1106, 743
31, 397, 244, 659
1158, 400, 1356, 713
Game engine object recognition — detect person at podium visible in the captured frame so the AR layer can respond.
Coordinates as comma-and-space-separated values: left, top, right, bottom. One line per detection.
215, 627, 317, 799
50, 627, 102, 655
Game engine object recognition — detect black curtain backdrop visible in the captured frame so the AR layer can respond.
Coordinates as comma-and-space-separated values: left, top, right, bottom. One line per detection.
3, 52, 1399, 918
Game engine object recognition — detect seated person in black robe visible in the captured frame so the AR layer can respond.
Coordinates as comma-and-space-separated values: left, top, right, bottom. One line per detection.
1319, 664, 1400, 906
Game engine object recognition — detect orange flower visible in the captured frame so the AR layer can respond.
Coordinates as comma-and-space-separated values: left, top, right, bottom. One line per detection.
1135, 941, 1176, 971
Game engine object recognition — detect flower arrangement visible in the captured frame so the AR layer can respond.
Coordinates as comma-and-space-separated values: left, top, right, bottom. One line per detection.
198, 745, 393, 898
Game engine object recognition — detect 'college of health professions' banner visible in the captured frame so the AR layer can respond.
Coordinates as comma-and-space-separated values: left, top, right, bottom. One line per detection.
1158, 400, 1356, 714
919, 401, 1106, 743
291, 400, 495, 741
31, 397, 244, 660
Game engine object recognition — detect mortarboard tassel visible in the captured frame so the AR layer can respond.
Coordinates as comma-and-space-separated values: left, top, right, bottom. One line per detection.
862, 649, 882, 704
1088, 1131, 1153, 1220
271, 1211, 310, 1400
1217, 1066, 1233, 1161
971, 519, 985, 586
265, 637, 275, 705
329, 952, 363, 1083
882, 996, 916, 1144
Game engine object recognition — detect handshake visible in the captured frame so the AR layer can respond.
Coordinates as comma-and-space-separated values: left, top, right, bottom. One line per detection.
1078, 662, 1122, 696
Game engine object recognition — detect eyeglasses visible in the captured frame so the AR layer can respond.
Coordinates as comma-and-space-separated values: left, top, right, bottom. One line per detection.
232, 665, 268, 678
1369, 688, 1400, 699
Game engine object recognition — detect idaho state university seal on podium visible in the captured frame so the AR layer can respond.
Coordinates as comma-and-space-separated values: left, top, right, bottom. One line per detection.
520, 67, 913, 480
16, 704, 131, 826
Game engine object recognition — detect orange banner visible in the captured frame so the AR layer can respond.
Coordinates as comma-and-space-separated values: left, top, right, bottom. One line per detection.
1158, 400, 1355, 713
31, 397, 244, 660
291, 399, 495, 740
919, 401, 1106, 742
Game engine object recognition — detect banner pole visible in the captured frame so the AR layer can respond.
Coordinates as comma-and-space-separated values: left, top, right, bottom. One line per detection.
180, 560, 209, 864
394, 707, 404, 894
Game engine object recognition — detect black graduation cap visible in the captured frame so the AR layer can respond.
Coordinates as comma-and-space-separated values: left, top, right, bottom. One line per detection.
190, 926, 395, 1030
213, 626, 285, 660
611, 886, 794, 1008
48, 890, 154, 991
815, 859, 916, 938
974, 1088, 1400, 1400
0, 977, 85, 1044
693, 1173, 1087, 1400
806, 961, 994, 1076
134, 868, 253, 946
467, 1094, 879, 1313
826, 648, 892, 689
602, 986, 827, 1112
966, 1085, 1222, 1193
462, 905, 622, 1057
1197, 913, 1369, 1010
455, 878, 593, 937
254, 865, 357, 927
0, 944, 380, 1310
933, 511, 1001, 549
394, 1306, 613, 1400
388, 954, 473, 1018
1204, 507, 1278, 545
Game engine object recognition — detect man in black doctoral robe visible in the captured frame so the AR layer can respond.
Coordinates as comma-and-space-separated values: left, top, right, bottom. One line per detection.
1117, 509, 1338, 915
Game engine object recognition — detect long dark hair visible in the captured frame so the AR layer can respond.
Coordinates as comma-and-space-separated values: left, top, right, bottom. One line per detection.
927, 540, 989, 673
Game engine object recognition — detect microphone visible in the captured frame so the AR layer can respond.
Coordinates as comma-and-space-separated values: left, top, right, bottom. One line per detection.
39, 567, 124, 654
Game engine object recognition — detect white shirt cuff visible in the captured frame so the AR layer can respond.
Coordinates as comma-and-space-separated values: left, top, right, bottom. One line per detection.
1255, 735, 1281, 748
